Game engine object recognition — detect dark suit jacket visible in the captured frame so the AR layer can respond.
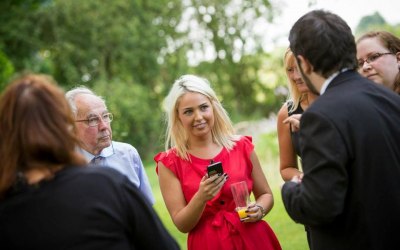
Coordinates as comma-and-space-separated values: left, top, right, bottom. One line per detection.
282, 70, 400, 250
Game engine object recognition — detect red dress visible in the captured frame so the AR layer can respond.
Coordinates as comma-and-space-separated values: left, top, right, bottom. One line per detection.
154, 136, 281, 250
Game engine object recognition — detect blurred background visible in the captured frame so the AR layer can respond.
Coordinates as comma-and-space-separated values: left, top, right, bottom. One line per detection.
1, 0, 399, 160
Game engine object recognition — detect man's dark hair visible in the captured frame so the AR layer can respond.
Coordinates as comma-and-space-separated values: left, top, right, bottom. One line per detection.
289, 10, 358, 78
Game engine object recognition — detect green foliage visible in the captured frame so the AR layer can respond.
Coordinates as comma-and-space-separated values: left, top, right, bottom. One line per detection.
0, 0, 186, 158
0, 0, 49, 71
355, 12, 386, 35
2, 1, 398, 163
0, 50, 14, 90
32, 0, 184, 87
180, 0, 281, 118
0, 0, 287, 160
255, 131, 280, 164
90, 78, 165, 160
354, 11, 400, 37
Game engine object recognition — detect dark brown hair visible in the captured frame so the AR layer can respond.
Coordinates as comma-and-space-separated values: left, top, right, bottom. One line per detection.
289, 10, 358, 78
357, 31, 400, 55
0, 74, 86, 197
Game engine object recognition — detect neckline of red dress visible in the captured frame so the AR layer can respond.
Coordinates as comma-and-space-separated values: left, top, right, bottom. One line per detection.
188, 147, 227, 164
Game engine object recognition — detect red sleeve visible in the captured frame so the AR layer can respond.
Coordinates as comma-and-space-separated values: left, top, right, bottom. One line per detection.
154, 150, 177, 176
241, 135, 255, 156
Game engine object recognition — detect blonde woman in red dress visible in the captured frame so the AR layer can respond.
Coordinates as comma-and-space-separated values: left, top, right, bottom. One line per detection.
154, 74, 281, 250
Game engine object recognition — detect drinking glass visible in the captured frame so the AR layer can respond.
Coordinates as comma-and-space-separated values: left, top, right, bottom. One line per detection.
230, 181, 250, 220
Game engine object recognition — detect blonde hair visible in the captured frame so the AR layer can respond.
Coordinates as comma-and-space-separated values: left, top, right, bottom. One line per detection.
163, 74, 238, 161
284, 47, 308, 112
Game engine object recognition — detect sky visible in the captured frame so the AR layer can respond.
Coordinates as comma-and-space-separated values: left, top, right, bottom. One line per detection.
262, 0, 400, 50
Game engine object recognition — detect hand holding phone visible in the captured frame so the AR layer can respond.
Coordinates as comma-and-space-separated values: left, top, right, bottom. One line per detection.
207, 162, 223, 178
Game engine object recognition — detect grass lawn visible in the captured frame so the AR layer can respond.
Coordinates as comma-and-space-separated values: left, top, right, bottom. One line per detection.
145, 131, 308, 250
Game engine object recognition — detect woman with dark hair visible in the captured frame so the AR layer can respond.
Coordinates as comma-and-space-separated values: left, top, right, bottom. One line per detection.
0, 74, 179, 250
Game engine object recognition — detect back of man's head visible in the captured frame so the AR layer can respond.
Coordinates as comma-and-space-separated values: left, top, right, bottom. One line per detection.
289, 10, 358, 78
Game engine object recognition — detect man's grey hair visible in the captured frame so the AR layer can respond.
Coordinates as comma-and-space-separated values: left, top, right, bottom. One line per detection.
65, 86, 106, 116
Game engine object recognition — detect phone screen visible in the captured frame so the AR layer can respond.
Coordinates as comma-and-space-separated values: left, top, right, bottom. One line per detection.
207, 162, 223, 177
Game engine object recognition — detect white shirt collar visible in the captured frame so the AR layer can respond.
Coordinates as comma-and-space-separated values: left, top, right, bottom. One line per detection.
320, 68, 349, 95
77, 142, 115, 162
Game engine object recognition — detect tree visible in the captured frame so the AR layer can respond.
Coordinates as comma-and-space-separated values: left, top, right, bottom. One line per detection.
167, 0, 279, 118
355, 12, 387, 36
0, 0, 49, 76
0, 0, 293, 159
0, 0, 185, 158
0, 50, 14, 90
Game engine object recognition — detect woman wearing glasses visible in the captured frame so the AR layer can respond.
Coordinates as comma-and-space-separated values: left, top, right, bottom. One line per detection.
356, 30, 400, 94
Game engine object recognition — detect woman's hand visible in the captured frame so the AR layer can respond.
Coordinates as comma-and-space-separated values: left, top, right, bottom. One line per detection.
197, 173, 228, 202
283, 114, 302, 132
158, 162, 228, 233
240, 202, 265, 223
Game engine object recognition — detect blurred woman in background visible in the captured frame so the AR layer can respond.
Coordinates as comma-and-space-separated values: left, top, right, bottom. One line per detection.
276, 48, 318, 248
277, 48, 318, 181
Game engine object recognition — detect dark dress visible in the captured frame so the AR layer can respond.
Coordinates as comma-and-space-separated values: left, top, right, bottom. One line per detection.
287, 101, 311, 247
0, 166, 179, 250
287, 100, 304, 155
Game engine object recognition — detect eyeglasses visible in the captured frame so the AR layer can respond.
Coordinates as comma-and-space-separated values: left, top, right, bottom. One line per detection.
75, 113, 113, 127
357, 52, 393, 68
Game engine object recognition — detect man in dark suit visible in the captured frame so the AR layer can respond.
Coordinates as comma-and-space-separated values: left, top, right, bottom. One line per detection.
281, 10, 400, 250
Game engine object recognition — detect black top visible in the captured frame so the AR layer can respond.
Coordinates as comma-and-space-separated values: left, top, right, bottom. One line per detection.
287, 100, 304, 156
0, 166, 179, 250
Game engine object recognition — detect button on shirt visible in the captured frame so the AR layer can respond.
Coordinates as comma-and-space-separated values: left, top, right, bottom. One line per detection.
79, 141, 155, 205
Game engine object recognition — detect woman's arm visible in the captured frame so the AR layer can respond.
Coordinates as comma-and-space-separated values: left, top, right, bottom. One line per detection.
277, 104, 302, 181
248, 150, 274, 221
158, 161, 227, 233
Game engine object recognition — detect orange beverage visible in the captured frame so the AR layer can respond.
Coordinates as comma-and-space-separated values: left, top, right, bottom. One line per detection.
237, 207, 248, 219
231, 181, 251, 221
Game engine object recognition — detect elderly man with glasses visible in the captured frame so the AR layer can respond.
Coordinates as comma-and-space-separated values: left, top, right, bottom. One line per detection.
66, 87, 154, 205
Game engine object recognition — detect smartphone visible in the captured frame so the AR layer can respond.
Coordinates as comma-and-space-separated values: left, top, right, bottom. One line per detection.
207, 162, 223, 177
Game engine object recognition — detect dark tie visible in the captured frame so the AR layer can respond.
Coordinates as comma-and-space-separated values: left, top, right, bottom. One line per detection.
90, 156, 104, 166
